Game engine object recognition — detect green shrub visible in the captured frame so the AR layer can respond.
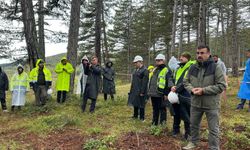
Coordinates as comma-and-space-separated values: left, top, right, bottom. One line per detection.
83, 135, 116, 150
149, 125, 163, 136
225, 130, 250, 150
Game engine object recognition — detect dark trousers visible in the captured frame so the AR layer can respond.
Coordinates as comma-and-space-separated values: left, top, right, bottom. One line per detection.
151, 97, 166, 125
11, 106, 21, 111
104, 93, 114, 101
82, 94, 96, 113
237, 99, 250, 108
34, 85, 47, 106
0, 98, 7, 110
172, 101, 191, 135
133, 106, 145, 120
57, 91, 67, 103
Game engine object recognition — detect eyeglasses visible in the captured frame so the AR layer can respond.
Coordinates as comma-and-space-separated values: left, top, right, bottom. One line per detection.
196, 52, 206, 55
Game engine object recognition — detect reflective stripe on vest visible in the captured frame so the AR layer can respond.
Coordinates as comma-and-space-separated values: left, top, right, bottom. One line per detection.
157, 67, 168, 89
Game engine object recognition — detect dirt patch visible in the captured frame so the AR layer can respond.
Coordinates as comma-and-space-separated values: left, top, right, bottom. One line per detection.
115, 132, 181, 150
0, 128, 85, 149
34, 128, 85, 149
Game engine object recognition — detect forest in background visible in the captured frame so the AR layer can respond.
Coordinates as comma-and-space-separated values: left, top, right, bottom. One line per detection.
0, 0, 249, 88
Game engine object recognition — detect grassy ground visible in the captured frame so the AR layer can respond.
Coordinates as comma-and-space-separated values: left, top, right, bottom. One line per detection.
0, 77, 249, 150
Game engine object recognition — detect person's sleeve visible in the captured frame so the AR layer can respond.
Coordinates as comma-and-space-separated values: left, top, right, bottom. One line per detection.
84, 64, 89, 75
202, 65, 226, 95
183, 69, 194, 94
47, 69, 52, 87
65, 63, 74, 74
55, 63, 63, 74
10, 75, 14, 91
103, 69, 113, 81
4, 73, 9, 91
221, 63, 227, 75
176, 69, 189, 93
163, 69, 173, 95
92, 65, 102, 75
140, 69, 149, 94
29, 70, 34, 87
26, 73, 30, 91
247, 60, 250, 74
175, 82, 185, 93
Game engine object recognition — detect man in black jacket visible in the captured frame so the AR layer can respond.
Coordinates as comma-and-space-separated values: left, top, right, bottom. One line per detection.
0, 66, 9, 112
128, 55, 149, 121
82, 56, 102, 113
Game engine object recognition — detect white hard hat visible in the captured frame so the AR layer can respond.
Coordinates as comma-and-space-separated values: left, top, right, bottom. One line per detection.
47, 88, 53, 95
155, 54, 165, 60
133, 55, 143, 63
168, 91, 179, 104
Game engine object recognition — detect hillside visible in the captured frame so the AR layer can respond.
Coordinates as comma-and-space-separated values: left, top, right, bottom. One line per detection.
45, 53, 67, 66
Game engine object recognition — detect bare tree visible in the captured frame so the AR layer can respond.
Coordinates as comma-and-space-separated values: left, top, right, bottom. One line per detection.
170, 0, 178, 55
101, 0, 109, 63
67, 0, 81, 93
215, 7, 221, 54
221, 6, 228, 66
38, 0, 45, 60
20, 0, 39, 69
178, 0, 183, 57
95, 0, 102, 64
231, 0, 239, 77
197, 0, 207, 46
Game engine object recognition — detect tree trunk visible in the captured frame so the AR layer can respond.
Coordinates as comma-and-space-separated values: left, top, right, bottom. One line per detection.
206, 3, 210, 46
148, 0, 152, 65
221, 8, 227, 65
170, 0, 178, 56
95, 0, 102, 64
226, 8, 231, 67
187, 3, 191, 45
215, 8, 220, 54
38, 0, 45, 60
197, 0, 207, 46
127, 1, 132, 75
102, 1, 109, 63
67, 0, 81, 93
231, 0, 239, 77
20, 0, 39, 69
178, 0, 183, 57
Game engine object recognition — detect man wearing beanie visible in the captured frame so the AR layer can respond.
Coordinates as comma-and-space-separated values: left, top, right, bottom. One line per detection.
171, 52, 194, 139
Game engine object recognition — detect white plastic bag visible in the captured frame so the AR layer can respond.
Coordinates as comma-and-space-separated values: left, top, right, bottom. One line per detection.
168, 56, 179, 71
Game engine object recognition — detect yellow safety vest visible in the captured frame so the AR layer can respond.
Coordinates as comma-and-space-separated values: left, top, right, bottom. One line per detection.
157, 67, 168, 91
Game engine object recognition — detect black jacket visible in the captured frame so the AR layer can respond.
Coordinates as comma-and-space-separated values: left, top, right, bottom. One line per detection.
128, 66, 149, 108
0, 67, 9, 99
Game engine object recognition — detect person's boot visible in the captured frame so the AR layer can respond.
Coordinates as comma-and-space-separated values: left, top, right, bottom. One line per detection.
182, 142, 196, 150
172, 130, 180, 137
11, 106, 15, 112
184, 132, 191, 140
236, 99, 246, 110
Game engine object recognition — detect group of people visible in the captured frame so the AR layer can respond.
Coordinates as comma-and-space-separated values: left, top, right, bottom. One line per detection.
0, 55, 116, 113
128, 45, 250, 150
0, 46, 249, 150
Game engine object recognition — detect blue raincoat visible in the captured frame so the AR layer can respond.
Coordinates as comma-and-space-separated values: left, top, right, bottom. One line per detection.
237, 58, 250, 100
